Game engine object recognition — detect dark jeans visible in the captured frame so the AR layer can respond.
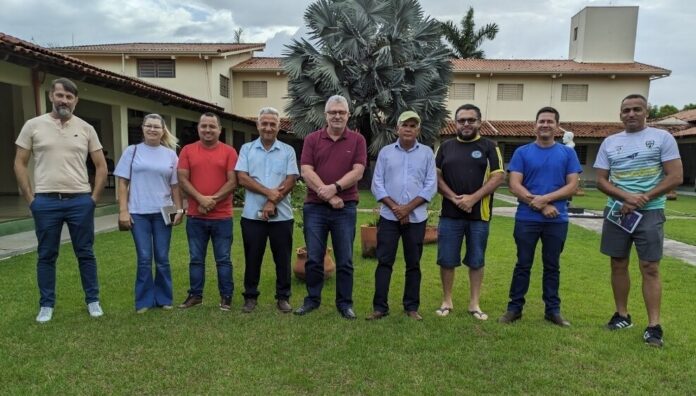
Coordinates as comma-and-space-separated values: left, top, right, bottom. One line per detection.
185, 217, 233, 297
240, 218, 293, 301
373, 217, 426, 313
30, 193, 99, 307
507, 221, 568, 315
302, 202, 357, 310
131, 213, 173, 310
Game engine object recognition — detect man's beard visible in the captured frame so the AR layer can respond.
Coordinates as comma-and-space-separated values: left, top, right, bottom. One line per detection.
457, 129, 477, 141
56, 106, 72, 119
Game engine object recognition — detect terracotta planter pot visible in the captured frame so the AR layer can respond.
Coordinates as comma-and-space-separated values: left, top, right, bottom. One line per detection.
360, 224, 378, 258
423, 225, 438, 244
293, 247, 335, 281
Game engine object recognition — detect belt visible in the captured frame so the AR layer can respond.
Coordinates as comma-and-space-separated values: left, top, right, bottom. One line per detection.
36, 192, 89, 199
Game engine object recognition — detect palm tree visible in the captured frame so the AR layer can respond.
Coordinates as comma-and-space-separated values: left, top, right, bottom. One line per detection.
441, 7, 498, 59
283, 0, 452, 154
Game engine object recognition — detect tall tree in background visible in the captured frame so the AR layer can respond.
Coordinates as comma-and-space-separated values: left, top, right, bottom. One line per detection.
283, 0, 452, 154
440, 7, 498, 58
233, 28, 244, 43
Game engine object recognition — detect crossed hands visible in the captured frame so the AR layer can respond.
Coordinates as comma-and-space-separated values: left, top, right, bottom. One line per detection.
197, 195, 218, 215
452, 194, 476, 213
526, 194, 559, 219
390, 205, 411, 225
621, 193, 650, 214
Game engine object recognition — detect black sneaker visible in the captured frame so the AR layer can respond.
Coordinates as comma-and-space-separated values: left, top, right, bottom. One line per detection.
606, 312, 633, 330
643, 325, 664, 348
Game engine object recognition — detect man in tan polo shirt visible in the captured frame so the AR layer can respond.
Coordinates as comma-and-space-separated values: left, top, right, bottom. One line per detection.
14, 77, 108, 323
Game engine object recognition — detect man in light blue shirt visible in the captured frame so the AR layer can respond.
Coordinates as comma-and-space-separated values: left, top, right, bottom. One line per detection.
235, 107, 299, 313
367, 111, 437, 321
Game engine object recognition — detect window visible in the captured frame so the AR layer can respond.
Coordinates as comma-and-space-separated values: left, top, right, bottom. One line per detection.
503, 143, 523, 162
573, 27, 578, 41
497, 84, 523, 101
574, 144, 588, 165
242, 81, 268, 98
137, 59, 175, 78
219, 75, 230, 98
450, 83, 475, 100
561, 84, 588, 102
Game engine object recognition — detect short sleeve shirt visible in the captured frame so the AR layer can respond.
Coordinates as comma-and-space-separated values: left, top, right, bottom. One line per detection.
508, 142, 582, 223
15, 113, 102, 193
594, 127, 681, 210
178, 141, 238, 218
436, 136, 504, 221
300, 127, 367, 203
113, 143, 178, 214
235, 138, 299, 221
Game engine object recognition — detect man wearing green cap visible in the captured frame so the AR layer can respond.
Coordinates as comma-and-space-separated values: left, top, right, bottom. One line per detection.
366, 111, 437, 321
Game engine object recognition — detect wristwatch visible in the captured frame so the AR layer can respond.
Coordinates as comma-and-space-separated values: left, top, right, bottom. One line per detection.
334, 182, 343, 193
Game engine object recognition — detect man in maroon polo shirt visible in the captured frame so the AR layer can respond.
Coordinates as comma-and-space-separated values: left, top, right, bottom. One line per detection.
294, 95, 367, 319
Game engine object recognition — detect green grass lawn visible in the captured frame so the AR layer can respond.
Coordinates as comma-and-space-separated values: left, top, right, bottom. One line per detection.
2, 213, 695, 394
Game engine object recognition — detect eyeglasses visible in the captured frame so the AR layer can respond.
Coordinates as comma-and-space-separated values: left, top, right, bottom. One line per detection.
456, 118, 479, 125
326, 111, 348, 117
143, 124, 163, 130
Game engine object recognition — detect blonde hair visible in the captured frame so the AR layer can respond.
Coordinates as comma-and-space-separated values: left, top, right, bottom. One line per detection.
143, 113, 178, 150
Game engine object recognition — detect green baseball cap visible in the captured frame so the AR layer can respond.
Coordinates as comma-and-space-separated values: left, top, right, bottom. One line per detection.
398, 110, 421, 125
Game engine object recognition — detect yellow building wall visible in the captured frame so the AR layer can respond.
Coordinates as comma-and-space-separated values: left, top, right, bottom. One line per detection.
232, 71, 289, 117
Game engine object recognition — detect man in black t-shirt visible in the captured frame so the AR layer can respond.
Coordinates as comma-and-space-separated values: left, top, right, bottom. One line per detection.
435, 104, 504, 320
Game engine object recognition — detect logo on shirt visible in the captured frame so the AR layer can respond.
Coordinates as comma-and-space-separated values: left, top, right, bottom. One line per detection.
471, 150, 482, 159
645, 140, 655, 149
615, 146, 623, 154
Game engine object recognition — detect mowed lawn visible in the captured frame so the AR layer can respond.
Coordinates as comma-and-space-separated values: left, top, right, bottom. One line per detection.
1, 210, 695, 394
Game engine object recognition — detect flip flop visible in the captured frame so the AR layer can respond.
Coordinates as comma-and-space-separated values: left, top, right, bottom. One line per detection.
435, 307, 452, 317
468, 310, 489, 321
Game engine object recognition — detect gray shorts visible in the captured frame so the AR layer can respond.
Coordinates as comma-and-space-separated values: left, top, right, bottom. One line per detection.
600, 208, 665, 262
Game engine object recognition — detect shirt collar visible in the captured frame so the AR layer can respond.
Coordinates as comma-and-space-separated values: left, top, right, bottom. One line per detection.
395, 141, 420, 152
252, 137, 280, 152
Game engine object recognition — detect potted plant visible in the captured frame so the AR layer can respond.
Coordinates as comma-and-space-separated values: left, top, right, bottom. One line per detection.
291, 180, 335, 280
360, 208, 379, 258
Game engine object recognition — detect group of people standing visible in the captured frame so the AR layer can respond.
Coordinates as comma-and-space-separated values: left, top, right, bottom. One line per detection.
15, 78, 682, 349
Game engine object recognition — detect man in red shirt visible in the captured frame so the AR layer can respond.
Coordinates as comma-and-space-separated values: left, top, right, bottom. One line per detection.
294, 95, 367, 319
177, 113, 238, 311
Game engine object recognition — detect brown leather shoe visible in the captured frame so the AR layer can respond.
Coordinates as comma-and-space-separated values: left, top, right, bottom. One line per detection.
276, 300, 292, 313
545, 313, 571, 327
405, 311, 423, 321
178, 294, 202, 309
242, 298, 257, 313
365, 311, 389, 321
498, 310, 522, 324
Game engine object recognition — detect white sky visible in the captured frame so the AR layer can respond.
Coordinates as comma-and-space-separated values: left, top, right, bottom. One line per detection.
2, 0, 693, 108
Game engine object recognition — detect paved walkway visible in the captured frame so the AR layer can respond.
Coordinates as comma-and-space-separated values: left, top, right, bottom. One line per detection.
2, 195, 695, 266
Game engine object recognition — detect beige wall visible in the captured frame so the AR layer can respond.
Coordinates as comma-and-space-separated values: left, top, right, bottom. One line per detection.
446, 74, 649, 122
232, 71, 289, 117
569, 6, 638, 63
66, 53, 256, 113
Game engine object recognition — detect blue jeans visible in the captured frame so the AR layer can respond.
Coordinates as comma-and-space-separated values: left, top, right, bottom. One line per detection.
507, 221, 568, 315
131, 213, 173, 310
30, 193, 99, 307
303, 202, 357, 310
437, 217, 490, 269
185, 217, 233, 297
373, 217, 426, 312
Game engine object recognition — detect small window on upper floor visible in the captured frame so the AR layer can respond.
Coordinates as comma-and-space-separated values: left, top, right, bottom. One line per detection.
242, 81, 268, 98
574, 27, 578, 41
497, 84, 523, 101
137, 59, 175, 78
561, 84, 589, 102
450, 83, 475, 100
220, 75, 230, 98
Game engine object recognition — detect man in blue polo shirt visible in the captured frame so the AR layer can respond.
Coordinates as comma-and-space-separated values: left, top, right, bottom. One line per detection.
367, 111, 437, 321
499, 106, 581, 327
235, 107, 299, 313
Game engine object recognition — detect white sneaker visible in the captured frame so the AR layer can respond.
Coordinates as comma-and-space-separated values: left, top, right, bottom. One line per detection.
87, 301, 104, 318
36, 307, 54, 323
